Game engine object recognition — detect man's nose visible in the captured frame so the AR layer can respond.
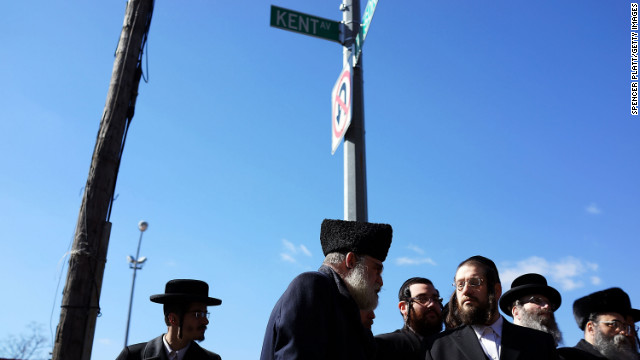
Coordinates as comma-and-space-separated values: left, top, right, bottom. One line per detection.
459, 283, 472, 296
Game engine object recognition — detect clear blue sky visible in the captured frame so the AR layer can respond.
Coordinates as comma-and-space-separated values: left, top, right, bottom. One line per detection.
1, 1, 638, 359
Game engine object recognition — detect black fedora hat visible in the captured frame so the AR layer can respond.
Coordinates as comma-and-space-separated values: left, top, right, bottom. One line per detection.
150, 279, 222, 306
499, 273, 561, 316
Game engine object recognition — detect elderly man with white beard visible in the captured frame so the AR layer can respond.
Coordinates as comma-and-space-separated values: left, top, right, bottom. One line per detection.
260, 219, 392, 360
499, 273, 564, 346
558, 287, 638, 360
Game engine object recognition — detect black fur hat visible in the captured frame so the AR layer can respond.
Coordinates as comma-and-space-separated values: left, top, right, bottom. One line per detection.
573, 287, 631, 330
320, 219, 392, 262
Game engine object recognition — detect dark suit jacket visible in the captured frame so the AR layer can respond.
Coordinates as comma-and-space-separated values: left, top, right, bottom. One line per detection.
425, 319, 558, 360
260, 265, 375, 360
375, 327, 427, 360
557, 339, 607, 360
115, 335, 221, 360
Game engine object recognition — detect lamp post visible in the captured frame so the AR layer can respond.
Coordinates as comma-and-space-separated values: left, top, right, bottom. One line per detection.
124, 220, 148, 347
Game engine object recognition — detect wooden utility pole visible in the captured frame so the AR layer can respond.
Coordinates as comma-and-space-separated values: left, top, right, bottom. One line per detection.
51, 1, 154, 359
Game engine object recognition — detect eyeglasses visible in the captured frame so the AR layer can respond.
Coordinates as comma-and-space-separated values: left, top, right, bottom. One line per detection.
189, 311, 210, 319
410, 295, 443, 306
596, 320, 631, 334
453, 277, 483, 291
522, 296, 557, 311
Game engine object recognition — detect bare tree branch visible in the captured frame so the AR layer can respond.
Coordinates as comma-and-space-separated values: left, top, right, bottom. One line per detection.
0, 322, 49, 360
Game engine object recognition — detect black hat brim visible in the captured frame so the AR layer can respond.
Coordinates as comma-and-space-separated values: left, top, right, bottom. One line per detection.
499, 284, 561, 316
150, 293, 222, 306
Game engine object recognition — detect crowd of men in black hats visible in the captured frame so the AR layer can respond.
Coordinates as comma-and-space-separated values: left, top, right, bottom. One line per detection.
114, 218, 639, 360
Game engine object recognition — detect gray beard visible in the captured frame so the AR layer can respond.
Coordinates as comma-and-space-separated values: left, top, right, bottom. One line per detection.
343, 261, 379, 311
594, 328, 638, 360
518, 309, 563, 346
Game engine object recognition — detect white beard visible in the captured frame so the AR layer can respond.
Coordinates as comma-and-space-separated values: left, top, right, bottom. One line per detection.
594, 328, 637, 360
343, 261, 379, 311
517, 307, 563, 346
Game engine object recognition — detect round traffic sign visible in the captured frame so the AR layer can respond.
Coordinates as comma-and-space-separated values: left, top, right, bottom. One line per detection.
332, 68, 352, 140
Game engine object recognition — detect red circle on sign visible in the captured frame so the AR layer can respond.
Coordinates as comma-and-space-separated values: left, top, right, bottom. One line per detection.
332, 69, 351, 138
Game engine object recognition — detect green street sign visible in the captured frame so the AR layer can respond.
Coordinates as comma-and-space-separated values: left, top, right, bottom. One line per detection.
353, 0, 379, 66
270, 5, 342, 43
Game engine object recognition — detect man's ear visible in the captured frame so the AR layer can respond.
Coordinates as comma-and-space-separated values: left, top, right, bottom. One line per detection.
511, 305, 519, 320
494, 282, 502, 299
584, 320, 597, 343
345, 252, 358, 269
399, 301, 409, 318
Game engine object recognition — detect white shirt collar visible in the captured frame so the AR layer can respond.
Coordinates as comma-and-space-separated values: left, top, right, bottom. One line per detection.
471, 315, 504, 338
162, 334, 192, 360
471, 316, 503, 360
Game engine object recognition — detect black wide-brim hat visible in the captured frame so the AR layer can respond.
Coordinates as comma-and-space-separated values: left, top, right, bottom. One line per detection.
573, 287, 631, 330
150, 279, 222, 306
320, 219, 392, 262
499, 273, 561, 316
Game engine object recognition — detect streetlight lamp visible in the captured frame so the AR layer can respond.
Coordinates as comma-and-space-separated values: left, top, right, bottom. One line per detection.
124, 220, 148, 347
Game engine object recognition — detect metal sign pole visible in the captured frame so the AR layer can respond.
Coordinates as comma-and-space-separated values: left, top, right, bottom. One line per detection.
342, 0, 367, 221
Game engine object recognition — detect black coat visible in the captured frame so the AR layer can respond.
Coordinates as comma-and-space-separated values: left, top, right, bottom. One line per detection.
557, 339, 607, 360
425, 319, 558, 360
260, 265, 375, 360
375, 327, 426, 360
115, 335, 221, 360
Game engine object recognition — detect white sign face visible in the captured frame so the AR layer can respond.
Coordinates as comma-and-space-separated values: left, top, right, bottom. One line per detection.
331, 66, 352, 154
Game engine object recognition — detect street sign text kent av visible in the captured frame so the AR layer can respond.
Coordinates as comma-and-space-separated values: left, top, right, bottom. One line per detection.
270, 5, 342, 43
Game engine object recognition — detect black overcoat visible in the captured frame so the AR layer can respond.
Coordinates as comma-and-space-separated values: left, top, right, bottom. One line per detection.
425, 319, 558, 360
375, 326, 426, 360
557, 339, 608, 360
115, 335, 221, 360
260, 265, 375, 360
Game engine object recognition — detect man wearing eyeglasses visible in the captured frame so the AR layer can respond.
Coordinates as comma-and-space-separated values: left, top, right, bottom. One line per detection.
375, 277, 444, 360
558, 287, 637, 360
499, 273, 563, 346
115, 279, 222, 360
425, 255, 558, 360
260, 219, 392, 360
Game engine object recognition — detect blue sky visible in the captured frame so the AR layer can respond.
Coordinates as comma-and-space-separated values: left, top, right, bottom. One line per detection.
1, 1, 638, 359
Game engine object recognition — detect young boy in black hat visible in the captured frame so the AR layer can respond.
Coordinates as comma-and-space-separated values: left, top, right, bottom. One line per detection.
116, 279, 222, 360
